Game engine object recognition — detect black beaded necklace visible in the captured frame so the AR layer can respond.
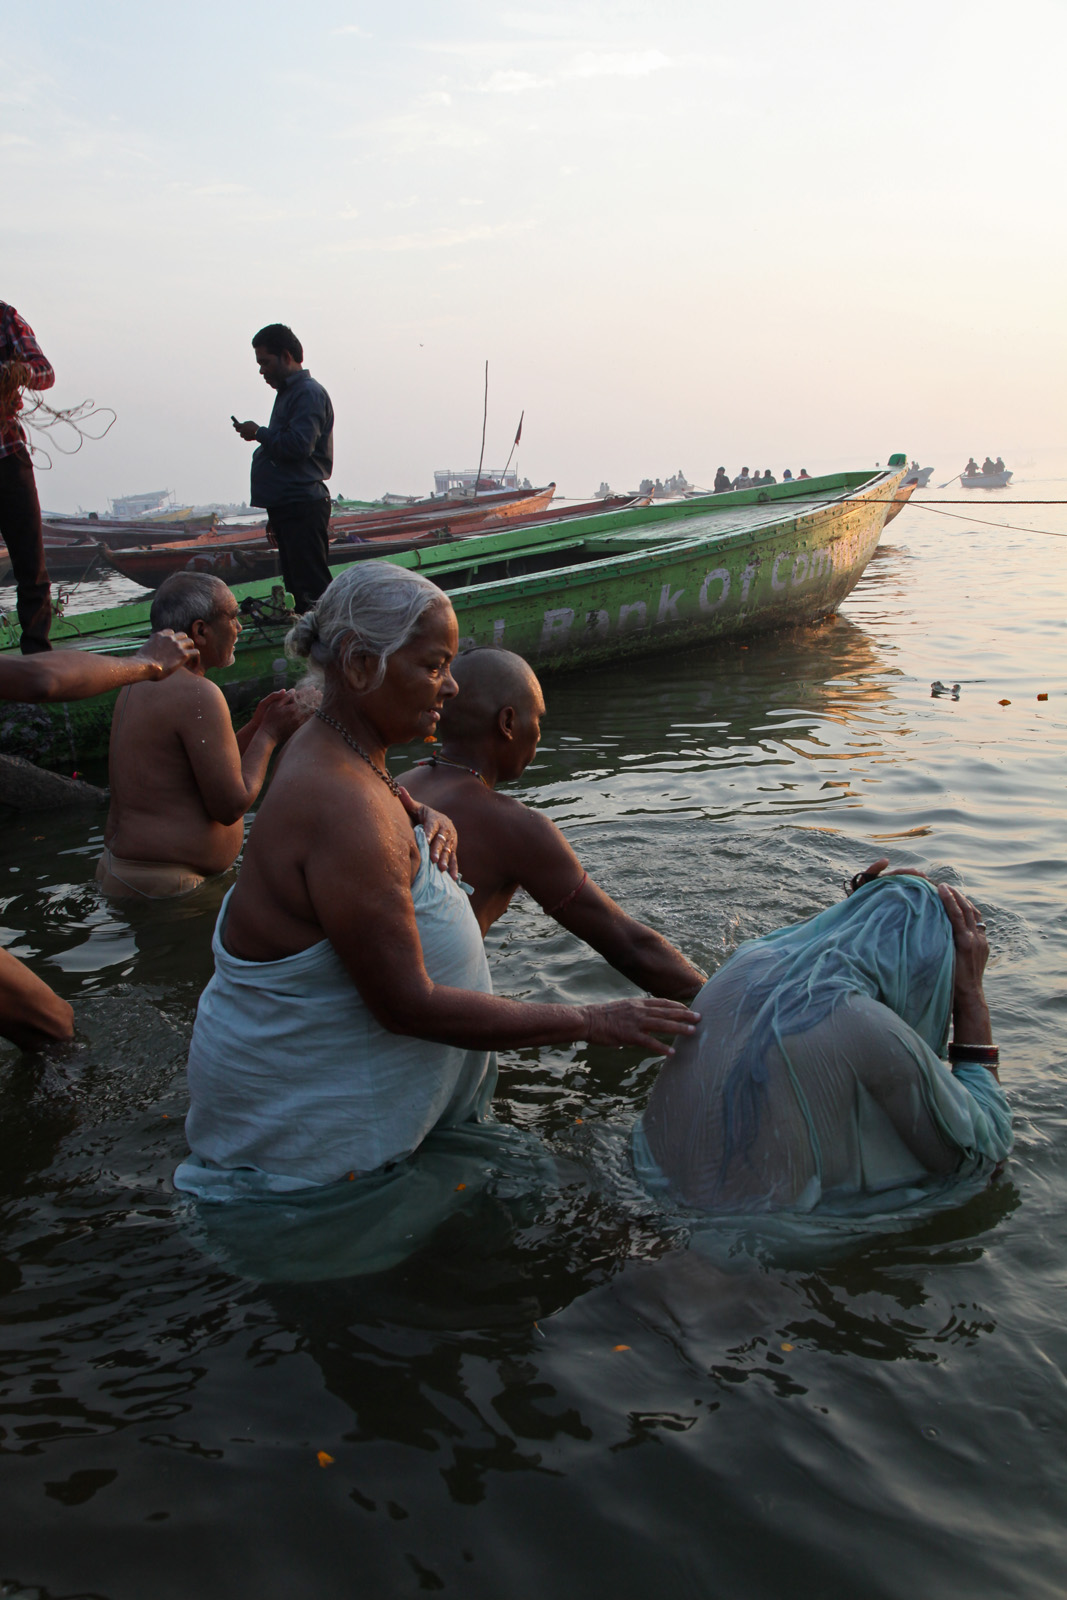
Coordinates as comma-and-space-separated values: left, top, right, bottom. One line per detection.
316, 709, 403, 799
416, 750, 490, 789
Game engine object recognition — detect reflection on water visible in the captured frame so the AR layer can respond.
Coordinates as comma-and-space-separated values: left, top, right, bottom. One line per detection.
1, 474, 1066, 1598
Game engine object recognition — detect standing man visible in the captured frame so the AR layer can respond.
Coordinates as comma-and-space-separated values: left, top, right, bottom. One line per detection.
0, 302, 56, 653
232, 323, 334, 613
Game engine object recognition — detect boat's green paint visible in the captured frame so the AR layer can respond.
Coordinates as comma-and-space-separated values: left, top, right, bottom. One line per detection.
0, 466, 905, 772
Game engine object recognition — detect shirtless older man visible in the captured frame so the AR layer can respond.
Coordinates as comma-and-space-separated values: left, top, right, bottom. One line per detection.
399, 649, 706, 1002
98, 572, 306, 899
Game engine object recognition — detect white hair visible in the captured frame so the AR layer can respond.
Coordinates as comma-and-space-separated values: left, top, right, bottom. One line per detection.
287, 561, 446, 687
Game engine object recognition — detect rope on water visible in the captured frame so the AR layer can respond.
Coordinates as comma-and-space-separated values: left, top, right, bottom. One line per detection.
901, 503, 1067, 539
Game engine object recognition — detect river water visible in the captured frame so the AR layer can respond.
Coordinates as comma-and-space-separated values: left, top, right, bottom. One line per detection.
1, 471, 1064, 1599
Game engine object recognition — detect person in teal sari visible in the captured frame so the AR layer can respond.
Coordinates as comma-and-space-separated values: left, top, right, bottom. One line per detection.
637, 874, 1011, 1215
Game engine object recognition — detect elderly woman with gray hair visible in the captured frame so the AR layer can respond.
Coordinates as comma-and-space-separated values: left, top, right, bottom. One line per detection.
175, 564, 698, 1199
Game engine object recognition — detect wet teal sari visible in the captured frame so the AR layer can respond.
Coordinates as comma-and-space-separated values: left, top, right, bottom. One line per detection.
639, 876, 1012, 1215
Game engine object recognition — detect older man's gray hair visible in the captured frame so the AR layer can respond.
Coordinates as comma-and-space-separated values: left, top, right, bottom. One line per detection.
150, 573, 232, 635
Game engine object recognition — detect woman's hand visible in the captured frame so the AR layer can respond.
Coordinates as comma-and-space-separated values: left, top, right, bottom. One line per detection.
939, 882, 994, 1054
939, 882, 990, 993
845, 858, 933, 895
582, 998, 700, 1055
397, 787, 459, 879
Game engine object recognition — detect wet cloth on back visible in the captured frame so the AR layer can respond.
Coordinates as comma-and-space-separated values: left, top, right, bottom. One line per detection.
175, 827, 495, 1197
638, 875, 1012, 1215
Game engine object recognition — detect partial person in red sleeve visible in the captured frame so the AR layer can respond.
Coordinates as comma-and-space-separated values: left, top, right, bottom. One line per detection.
0, 302, 56, 654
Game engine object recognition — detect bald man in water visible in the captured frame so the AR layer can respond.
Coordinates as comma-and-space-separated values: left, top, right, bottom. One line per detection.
399, 649, 706, 1002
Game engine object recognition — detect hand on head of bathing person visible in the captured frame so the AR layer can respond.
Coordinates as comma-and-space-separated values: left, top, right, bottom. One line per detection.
133, 630, 199, 678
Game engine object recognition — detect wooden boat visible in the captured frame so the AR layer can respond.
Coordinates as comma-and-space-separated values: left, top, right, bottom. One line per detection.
882, 482, 915, 525
902, 465, 934, 487
99, 486, 566, 595
0, 462, 908, 771
960, 469, 1012, 488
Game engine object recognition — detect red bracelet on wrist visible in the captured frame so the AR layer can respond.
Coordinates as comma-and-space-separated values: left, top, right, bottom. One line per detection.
948, 1043, 999, 1065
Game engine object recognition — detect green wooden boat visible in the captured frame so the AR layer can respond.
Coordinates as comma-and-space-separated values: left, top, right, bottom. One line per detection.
0, 460, 907, 773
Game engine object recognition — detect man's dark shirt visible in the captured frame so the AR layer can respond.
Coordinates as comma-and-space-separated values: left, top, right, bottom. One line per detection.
250, 369, 334, 508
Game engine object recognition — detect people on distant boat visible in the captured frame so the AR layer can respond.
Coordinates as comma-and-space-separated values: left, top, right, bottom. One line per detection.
994, 457, 1005, 473
400, 649, 706, 1002
782, 469, 793, 481
732, 467, 751, 490
964, 458, 979, 476
232, 323, 334, 614
798, 468, 811, 480
173, 564, 698, 1198
0, 629, 198, 1051
714, 467, 732, 494
636, 869, 1011, 1215
982, 456, 997, 475
97, 574, 308, 902
0, 301, 58, 654
761, 469, 776, 485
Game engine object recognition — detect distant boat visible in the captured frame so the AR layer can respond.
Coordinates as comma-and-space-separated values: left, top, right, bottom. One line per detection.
961, 468, 1012, 488
902, 464, 934, 487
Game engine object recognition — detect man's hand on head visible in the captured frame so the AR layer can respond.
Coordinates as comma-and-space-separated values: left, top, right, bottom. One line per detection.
135, 630, 198, 679
233, 419, 260, 442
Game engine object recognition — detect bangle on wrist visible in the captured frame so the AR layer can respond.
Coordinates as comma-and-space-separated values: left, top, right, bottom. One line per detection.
948, 1042, 999, 1065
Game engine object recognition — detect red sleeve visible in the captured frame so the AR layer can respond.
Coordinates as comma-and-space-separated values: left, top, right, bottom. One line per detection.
6, 307, 55, 392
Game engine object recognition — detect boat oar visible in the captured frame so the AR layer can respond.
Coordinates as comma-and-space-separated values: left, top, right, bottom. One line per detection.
936, 473, 962, 489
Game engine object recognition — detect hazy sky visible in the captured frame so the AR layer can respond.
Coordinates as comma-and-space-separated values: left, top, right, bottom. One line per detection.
6, 0, 1066, 510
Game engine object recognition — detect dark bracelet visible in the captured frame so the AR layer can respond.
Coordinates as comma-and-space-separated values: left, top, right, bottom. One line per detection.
948, 1043, 999, 1065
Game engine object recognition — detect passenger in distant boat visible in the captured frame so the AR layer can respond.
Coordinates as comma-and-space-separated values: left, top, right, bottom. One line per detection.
97, 574, 308, 901
636, 869, 1012, 1216
964, 458, 979, 476
0, 629, 198, 1049
732, 467, 751, 490
782, 469, 793, 481
232, 323, 334, 614
982, 456, 997, 475
400, 649, 707, 1003
994, 457, 1005, 473
761, 469, 776, 485
713, 467, 732, 493
798, 468, 811, 480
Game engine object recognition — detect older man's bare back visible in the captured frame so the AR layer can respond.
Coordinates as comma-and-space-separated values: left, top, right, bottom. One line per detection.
399, 648, 706, 1002
100, 573, 305, 896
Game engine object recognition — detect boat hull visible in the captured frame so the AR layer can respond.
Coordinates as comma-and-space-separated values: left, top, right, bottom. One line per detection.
961, 471, 1012, 488
0, 468, 904, 771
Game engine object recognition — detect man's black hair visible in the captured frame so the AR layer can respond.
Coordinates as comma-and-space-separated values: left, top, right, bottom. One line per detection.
252, 324, 303, 362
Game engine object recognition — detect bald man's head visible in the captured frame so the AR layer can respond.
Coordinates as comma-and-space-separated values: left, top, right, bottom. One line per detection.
439, 648, 542, 744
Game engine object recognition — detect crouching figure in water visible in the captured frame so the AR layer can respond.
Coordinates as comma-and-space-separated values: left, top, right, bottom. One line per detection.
175, 562, 698, 1199
637, 873, 1012, 1215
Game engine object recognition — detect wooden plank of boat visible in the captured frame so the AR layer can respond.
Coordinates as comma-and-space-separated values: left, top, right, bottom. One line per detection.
960, 471, 1012, 487
0, 463, 907, 772
328, 483, 556, 538
882, 482, 915, 525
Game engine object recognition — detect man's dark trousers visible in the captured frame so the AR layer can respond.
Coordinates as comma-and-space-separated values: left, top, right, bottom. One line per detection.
267, 498, 332, 614
0, 447, 52, 653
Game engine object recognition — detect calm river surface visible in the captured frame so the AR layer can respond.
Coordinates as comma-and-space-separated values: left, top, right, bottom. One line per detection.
1, 471, 1065, 1599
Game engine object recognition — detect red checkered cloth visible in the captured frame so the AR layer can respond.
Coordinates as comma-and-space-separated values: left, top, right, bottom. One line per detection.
0, 303, 55, 459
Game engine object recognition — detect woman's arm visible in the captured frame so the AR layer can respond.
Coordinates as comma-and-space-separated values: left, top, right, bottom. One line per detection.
938, 883, 996, 1076
305, 804, 699, 1054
